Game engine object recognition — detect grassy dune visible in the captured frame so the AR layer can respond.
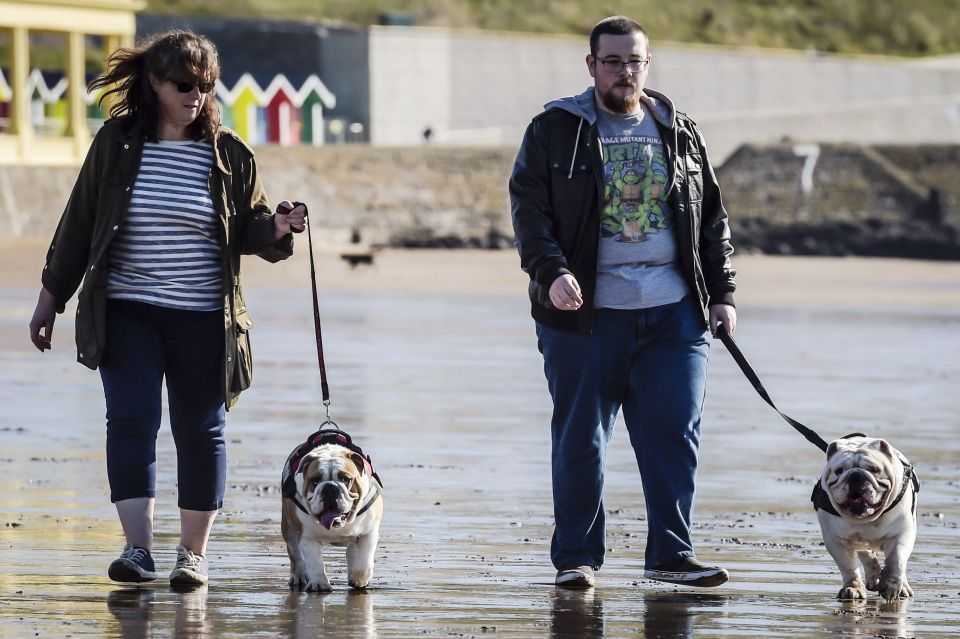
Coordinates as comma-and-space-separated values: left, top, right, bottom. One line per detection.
145, 0, 960, 57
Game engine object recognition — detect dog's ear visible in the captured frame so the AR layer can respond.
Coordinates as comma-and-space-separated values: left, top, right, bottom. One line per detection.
350, 452, 367, 476
298, 449, 321, 475
826, 441, 840, 460
870, 438, 894, 458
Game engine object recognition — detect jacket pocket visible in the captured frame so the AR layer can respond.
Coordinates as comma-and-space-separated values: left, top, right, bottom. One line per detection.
685, 152, 704, 204
550, 161, 594, 204
230, 308, 254, 393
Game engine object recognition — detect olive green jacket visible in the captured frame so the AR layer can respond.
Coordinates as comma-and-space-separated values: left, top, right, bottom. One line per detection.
41, 116, 293, 409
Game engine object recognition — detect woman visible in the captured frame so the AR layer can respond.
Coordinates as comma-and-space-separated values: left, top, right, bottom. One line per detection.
27, 30, 306, 587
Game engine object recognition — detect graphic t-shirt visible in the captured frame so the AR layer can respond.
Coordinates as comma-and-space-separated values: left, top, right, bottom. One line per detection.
594, 106, 689, 309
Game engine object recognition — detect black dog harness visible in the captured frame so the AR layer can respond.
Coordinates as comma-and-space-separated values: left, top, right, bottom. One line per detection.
281, 428, 384, 519
810, 433, 920, 518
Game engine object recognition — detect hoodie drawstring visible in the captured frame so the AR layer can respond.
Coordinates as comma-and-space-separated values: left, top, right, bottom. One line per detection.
568, 117, 584, 179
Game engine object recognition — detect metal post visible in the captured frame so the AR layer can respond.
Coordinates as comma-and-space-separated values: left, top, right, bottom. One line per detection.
11, 25, 31, 158
67, 30, 90, 156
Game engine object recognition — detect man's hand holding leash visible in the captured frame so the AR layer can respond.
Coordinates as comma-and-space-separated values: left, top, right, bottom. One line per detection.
710, 304, 737, 337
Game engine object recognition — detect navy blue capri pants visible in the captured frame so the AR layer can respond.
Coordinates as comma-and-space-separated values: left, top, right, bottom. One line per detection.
99, 299, 226, 510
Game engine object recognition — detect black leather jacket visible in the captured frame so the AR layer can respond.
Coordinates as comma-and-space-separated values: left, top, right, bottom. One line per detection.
509, 88, 736, 333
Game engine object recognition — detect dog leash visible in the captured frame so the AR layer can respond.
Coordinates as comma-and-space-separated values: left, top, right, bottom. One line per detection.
716, 324, 829, 452
282, 201, 333, 424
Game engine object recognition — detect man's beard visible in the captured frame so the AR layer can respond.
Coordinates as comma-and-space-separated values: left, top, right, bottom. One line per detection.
599, 83, 641, 114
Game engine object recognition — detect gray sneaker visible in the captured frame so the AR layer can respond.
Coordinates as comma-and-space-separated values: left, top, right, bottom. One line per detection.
555, 565, 595, 589
169, 545, 208, 587
108, 544, 157, 583
643, 556, 729, 587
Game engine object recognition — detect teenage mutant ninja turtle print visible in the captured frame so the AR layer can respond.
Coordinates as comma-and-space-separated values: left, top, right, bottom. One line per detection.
601, 135, 671, 241
592, 106, 689, 310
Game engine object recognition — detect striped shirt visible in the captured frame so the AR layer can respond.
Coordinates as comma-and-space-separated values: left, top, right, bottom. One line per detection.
106, 140, 223, 311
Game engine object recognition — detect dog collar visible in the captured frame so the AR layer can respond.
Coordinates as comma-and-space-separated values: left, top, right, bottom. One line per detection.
281, 428, 384, 518
812, 465, 919, 518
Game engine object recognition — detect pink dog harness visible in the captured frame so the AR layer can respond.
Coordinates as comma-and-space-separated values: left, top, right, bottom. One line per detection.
282, 428, 383, 517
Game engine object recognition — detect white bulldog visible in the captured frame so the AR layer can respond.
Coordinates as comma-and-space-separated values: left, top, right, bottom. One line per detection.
813, 434, 919, 602
282, 442, 383, 592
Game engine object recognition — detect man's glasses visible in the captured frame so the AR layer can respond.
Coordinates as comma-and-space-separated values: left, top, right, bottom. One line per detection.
169, 78, 215, 94
599, 58, 650, 73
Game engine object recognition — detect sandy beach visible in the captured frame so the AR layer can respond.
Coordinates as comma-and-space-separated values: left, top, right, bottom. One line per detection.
1, 240, 958, 638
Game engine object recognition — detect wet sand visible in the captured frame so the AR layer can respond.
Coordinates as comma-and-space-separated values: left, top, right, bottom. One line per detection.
1, 241, 959, 638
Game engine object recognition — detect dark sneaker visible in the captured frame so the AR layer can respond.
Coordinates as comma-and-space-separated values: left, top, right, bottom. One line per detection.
170, 545, 208, 587
108, 544, 157, 583
555, 565, 595, 589
644, 556, 729, 587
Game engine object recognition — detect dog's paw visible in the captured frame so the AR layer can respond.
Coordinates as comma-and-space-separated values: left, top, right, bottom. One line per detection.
287, 573, 307, 591
837, 583, 868, 600
289, 573, 333, 593
879, 576, 913, 602
288, 573, 307, 591
304, 579, 333, 593
348, 568, 373, 590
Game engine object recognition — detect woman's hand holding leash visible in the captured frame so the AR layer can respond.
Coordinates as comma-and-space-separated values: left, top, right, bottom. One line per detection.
275, 200, 307, 238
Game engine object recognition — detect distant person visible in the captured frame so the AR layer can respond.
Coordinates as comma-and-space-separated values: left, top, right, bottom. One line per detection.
28, 30, 306, 587
509, 16, 737, 589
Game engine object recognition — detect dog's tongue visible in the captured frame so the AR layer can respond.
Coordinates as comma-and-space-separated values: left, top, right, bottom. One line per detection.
320, 510, 340, 530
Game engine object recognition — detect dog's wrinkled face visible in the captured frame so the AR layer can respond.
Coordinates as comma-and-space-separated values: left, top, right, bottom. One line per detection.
822, 436, 903, 522
298, 444, 369, 530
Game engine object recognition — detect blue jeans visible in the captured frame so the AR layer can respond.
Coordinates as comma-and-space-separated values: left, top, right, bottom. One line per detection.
99, 300, 226, 510
536, 296, 710, 570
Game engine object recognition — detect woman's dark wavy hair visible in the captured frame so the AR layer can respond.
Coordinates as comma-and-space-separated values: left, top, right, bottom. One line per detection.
89, 30, 220, 141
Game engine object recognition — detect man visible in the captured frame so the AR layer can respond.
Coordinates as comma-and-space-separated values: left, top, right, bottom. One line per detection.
509, 16, 736, 589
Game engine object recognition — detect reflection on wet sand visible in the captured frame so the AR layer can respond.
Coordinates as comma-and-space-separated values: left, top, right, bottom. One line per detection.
550, 589, 604, 637
641, 592, 727, 638
106, 588, 154, 639
106, 586, 209, 639
281, 590, 375, 638
173, 586, 210, 638
832, 599, 915, 639
2, 252, 959, 638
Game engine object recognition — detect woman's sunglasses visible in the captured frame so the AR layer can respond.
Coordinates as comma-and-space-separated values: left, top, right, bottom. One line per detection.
169, 78, 215, 94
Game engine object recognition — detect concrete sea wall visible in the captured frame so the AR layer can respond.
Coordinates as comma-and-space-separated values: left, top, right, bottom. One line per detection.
3, 143, 958, 259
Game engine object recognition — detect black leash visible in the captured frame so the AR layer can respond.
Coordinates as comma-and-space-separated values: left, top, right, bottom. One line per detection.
277, 204, 385, 519
283, 201, 331, 413
716, 324, 830, 452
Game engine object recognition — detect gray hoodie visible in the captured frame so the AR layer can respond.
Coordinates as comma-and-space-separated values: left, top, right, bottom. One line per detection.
544, 86, 677, 188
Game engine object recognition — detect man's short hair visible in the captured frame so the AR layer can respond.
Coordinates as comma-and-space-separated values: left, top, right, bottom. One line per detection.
589, 16, 648, 56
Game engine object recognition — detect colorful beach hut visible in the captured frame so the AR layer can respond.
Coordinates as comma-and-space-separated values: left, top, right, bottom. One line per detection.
264, 76, 301, 146
210, 73, 336, 147
216, 73, 264, 145
299, 75, 336, 146
0, 68, 10, 133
